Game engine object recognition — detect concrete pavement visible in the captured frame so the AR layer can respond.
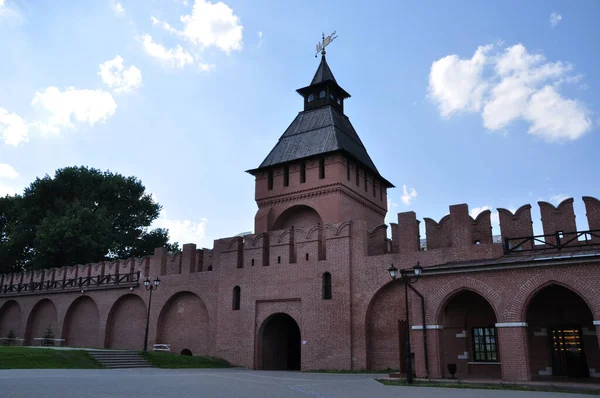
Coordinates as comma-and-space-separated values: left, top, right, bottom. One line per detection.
0, 368, 592, 397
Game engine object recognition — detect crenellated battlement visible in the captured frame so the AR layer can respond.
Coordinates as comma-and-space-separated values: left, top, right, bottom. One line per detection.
2, 196, 599, 297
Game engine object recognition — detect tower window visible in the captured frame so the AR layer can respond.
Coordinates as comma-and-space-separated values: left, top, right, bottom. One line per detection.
300, 162, 306, 183
380, 185, 383, 201
337, 98, 341, 105
364, 172, 368, 192
232, 286, 241, 310
329, 93, 335, 100
307, 94, 314, 102
319, 158, 325, 179
267, 170, 273, 190
346, 161, 351, 181
355, 167, 360, 186
283, 165, 289, 187
322, 272, 332, 300
319, 90, 326, 99
373, 179, 376, 197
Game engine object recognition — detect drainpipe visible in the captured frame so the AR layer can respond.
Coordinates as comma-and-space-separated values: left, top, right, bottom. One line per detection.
407, 284, 429, 379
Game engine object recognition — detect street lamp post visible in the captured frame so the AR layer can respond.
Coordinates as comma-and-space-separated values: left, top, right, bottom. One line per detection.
387, 262, 423, 384
142, 276, 160, 353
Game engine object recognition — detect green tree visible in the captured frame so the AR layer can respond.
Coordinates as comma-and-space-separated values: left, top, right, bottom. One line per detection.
0, 166, 179, 273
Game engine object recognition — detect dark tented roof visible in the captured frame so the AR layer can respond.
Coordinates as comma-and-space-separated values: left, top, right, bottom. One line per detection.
249, 106, 392, 186
311, 55, 337, 85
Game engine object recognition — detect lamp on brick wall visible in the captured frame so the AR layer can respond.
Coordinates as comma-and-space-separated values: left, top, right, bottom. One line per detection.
142, 277, 160, 353
387, 262, 422, 384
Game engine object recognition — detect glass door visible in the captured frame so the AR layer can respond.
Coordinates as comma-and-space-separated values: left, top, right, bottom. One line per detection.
550, 327, 589, 378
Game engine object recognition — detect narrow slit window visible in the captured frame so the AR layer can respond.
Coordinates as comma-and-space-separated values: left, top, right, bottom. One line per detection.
232, 286, 241, 310
267, 170, 273, 191
373, 179, 377, 197
380, 185, 383, 201
322, 272, 332, 300
300, 162, 306, 183
283, 165, 289, 187
364, 172, 368, 192
305, 253, 309, 261
347, 161, 351, 181
355, 167, 360, 186
319, 158, 325, 179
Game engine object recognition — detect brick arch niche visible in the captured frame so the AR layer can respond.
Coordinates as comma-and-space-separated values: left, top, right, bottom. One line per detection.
105, 294, 146, 349
365, 280, 407, 371
156, 292, 209, 356
25, 298, 58, 345
257, 312, 301, 370
0, 300, 21, 340
271, 205, 323, 231
525, 284, 600, 379
439, 290, 501, 380
63, 296, 99, 348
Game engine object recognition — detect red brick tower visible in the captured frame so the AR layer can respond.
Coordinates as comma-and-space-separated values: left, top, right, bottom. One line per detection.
248, 54, 394, 233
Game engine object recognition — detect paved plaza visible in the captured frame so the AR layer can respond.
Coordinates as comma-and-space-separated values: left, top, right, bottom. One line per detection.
0, 368, 593, 398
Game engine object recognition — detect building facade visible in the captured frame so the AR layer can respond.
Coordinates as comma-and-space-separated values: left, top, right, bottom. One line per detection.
1, 55, 600, 381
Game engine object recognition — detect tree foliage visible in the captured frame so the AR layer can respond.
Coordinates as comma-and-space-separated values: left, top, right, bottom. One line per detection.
0, 166, 178, 273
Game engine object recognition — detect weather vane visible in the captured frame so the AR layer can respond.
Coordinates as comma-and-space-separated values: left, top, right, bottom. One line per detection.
315, 31, 338, 57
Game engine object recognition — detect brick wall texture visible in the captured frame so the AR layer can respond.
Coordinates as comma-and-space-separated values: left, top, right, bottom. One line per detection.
1, 160, 600, 383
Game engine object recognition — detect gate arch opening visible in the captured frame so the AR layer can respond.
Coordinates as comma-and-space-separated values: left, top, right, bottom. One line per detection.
181, 349, 192, 356
526, 284, 600, 378
257, 313, 301, 370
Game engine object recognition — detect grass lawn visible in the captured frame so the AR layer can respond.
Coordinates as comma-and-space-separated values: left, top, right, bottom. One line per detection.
379, 379, 600, 395
141, 352, 232, 369
0, 347, 102, 369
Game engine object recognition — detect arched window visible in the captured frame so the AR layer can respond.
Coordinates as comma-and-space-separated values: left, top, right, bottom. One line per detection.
232, 286, 241, 310
307, 94, 315, 102
322, 272, 332, 300
319, 90, 326, 99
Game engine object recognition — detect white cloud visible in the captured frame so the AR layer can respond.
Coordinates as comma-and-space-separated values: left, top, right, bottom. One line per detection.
400, 185, 417, 206
0, 107, 29, 146
0, 0, 23, 26
550, 12, 562, 28
0, 182, 17, 197
0, 163, 20, 197
0, 163, 18, 179
429, 43, 592, 142
428, 44, 491, 117
550, 193, 570, 205
257, 31, 263, 48
98, 55, 142, 93
141, 34, 194, 68
154, 0, 243, 53
154, 210, 208, 246
110, 0, 125, 17
31, 87, 117, 135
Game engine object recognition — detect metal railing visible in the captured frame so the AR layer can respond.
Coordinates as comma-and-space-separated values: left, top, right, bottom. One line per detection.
504, 229, 600, 254
0, 271, 140, 296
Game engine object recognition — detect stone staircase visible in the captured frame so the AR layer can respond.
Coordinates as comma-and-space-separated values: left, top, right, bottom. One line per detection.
88, 350, 154, 369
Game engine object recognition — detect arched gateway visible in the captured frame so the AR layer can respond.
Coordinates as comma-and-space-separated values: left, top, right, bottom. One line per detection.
257, 313, 301, 370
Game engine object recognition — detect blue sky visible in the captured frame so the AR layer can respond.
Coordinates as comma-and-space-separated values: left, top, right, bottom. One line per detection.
0, 0, 598, 248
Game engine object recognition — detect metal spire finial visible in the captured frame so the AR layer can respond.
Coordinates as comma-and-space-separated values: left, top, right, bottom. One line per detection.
315, 31, 338, 58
